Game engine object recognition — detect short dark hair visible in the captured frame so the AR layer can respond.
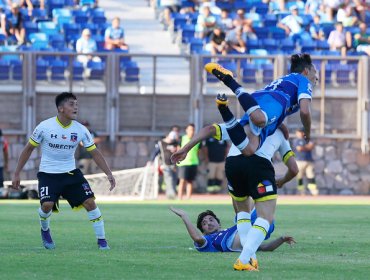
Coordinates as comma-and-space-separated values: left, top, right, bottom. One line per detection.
55, 92, 77, 108
290, 53, 313, 73
196, 210, 220, 232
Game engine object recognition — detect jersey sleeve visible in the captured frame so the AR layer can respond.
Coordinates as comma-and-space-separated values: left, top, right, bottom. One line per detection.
29, 123, 44, 147
81, 126, 96, 152
194, 236, 210, 252
297, 75, 313, 102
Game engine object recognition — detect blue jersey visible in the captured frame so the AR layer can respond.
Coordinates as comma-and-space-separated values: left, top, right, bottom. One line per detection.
195, 209, 275, 252
240, 73, 312, 146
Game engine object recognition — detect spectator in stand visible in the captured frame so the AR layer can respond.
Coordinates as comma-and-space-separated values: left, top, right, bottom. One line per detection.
317, 3, 331, 23
233, 9, 248, 29
242, 19, 258, 40
327, 21, 352, 56
196, 5, 217, 38
7, 0, 34, 15
219, 9, 233, 32
291, 127, 318, 196
176, 124, 202, 200
353, 0, 369, 22
226, 26, 246, 54
76, 28, 101, 66
198, 0, 221, 16
160, 0, 181, 30
323, 0, 344, 22
204, 137, 228, 193
304, 0, 322, 17
353, 22, 370, 56
1, 3, 25, 45
309, 14, 325, 41
336, 0, 359, 27
104, 17, 128, 51
277, 5, 311, 43
0, 129, 9, 188
206, 26, 227, 55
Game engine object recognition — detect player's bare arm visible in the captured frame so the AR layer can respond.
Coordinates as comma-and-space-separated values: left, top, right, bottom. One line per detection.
276, 156, 299, 188
12, 142, 35, 190
171, 125, 216, 164
258, 236, 296, 252
90, 148, 116, 191
169, 206, 205, 246
299, 98, 312, 142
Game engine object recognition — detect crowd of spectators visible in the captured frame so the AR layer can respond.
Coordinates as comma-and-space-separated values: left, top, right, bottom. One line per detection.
154, 0, 370, 58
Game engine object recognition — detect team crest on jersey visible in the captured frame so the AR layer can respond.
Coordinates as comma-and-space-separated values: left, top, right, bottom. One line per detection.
257, 180, 273, 194
62, 135, 67, 139
70, 133, 78, 142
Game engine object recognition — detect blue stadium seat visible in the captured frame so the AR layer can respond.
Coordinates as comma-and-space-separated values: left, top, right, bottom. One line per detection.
280, 38, 295, 53
189, 38, 204, 54
87, 61, 105, 80
254, 2, 269, 15
29, 33, 49, 49
50, 59, 67, 81
246, 39, 260, 51
263, 14, 277, 27
11, 59, 23, 80
24, 22, 39, 40
254, 27, 269, 40
301, 40, 316, 53
52, 8, 73, 30
270, 27, 286, 40
122, 61, 140, 82
316, 40, 330, 51
261, 38, 277, 51
71, 60, 84, 81
171, 13, 188, 32
80, 23, 98, 35
234, 1, 253, 12
0, 60, 10, 80
250, 49, 269, 68
75, 14, 89, 25
63, 23, 81, 44
48, 0, 64, 16
50, 34, 65, 49
242, 63, 258, 84
36, 59, 49, 80
181, 24, 195, 44
335, 64, 352, 86
215, 1, 233, 10
321, 24, 335, 39
38, 21, 59, 37
261, 63, 274, 84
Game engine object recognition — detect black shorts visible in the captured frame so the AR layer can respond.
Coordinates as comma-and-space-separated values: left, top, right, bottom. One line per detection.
225, 155, 277, 202
37, 169, 94, 210
177, 165, 198, 181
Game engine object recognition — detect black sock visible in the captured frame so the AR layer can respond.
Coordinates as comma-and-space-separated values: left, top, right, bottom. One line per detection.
218, 105, 234, 123
223, 75, 242, 92
238, 93, 259, 113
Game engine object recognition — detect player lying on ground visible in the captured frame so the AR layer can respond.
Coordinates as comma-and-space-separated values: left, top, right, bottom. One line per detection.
170, 206, 296, 253
204, 53, 318, 157
171, 117, 298, 271
12, 92, 116, 250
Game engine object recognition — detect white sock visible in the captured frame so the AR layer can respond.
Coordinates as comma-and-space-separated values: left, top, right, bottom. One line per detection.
236, 212, 251, 246
38, 207, 52, 231
87, 207, 105, 239
239, 217, 270, 264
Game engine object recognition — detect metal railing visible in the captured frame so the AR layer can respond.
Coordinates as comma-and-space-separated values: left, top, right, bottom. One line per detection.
0, 52, 368, 152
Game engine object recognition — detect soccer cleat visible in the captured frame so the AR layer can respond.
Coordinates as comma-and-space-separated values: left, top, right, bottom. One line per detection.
97, 239, 110, 250
250, 258, 259, 270
233, 259, 259, 271
41, 229, 55, 249
205, 63, 233, 81
215, 93, 229, 107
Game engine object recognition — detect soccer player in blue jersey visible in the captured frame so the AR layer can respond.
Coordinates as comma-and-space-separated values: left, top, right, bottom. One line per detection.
170, 206, 296, 253
172, 118, 299, 271
12, 92, 116, 250
204, 53, 318, 157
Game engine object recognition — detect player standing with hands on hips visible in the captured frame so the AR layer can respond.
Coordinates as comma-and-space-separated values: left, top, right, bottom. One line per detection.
12, 92, 116, 250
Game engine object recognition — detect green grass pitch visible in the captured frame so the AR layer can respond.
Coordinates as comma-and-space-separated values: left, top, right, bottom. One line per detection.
0, 199, 369, 280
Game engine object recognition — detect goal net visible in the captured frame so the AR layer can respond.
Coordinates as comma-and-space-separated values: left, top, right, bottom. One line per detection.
4, 158, 160, 200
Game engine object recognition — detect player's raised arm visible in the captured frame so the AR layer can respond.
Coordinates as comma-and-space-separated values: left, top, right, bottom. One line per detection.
12, 142, 36, 190
169, 206, 205, 246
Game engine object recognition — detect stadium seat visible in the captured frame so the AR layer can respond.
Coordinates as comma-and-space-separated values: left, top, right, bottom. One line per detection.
261, 38, 277, 51
122, 61, 140, 82
180, 24, 195, 44
36, 59, 49, 80
50, 34, 66, 49
11, 59, 23, 80
335, 64, 352, 86
75, 14, 89, 25
254, 27, 269, 40
0, 34, 6, 45
87, 61, 105, 80
250, 49, 269, 68
246, 39, 260, 51
38, 21, 59, 37
280, 38, 295, 53
38, 47, 57, 63
261, 63, 274, 84
50, 59, 67, 81
215, 1, 233, 10
48, 0, 64, 17
316, 40, 330, 51
52, 8, 73, 30
242, 63, 258, 84
63, 23, 81, 44
29, 33, 49, 49
254, 2, 269, 15
171, 13, 188, 33
24, 22, 39, 41
32, 8, 48, 21
263, 14, 277, 27
0, 60, 10, 80
300, 40, 316, 52
270, 27, 286, 40
234, 1, 253, 12
80, 23, 98, 35
189, 38, 204, 54
71, 60, 84, 81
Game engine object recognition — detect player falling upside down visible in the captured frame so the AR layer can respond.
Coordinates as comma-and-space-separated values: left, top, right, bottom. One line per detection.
12, 92, 116, 250
204, 53, 318, 156
170, 206, 296, 254
171, 112, 299, 271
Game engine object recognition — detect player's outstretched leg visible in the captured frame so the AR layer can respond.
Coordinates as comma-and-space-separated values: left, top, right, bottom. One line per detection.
216, 94, 249, 152
205, 63, 260, 115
